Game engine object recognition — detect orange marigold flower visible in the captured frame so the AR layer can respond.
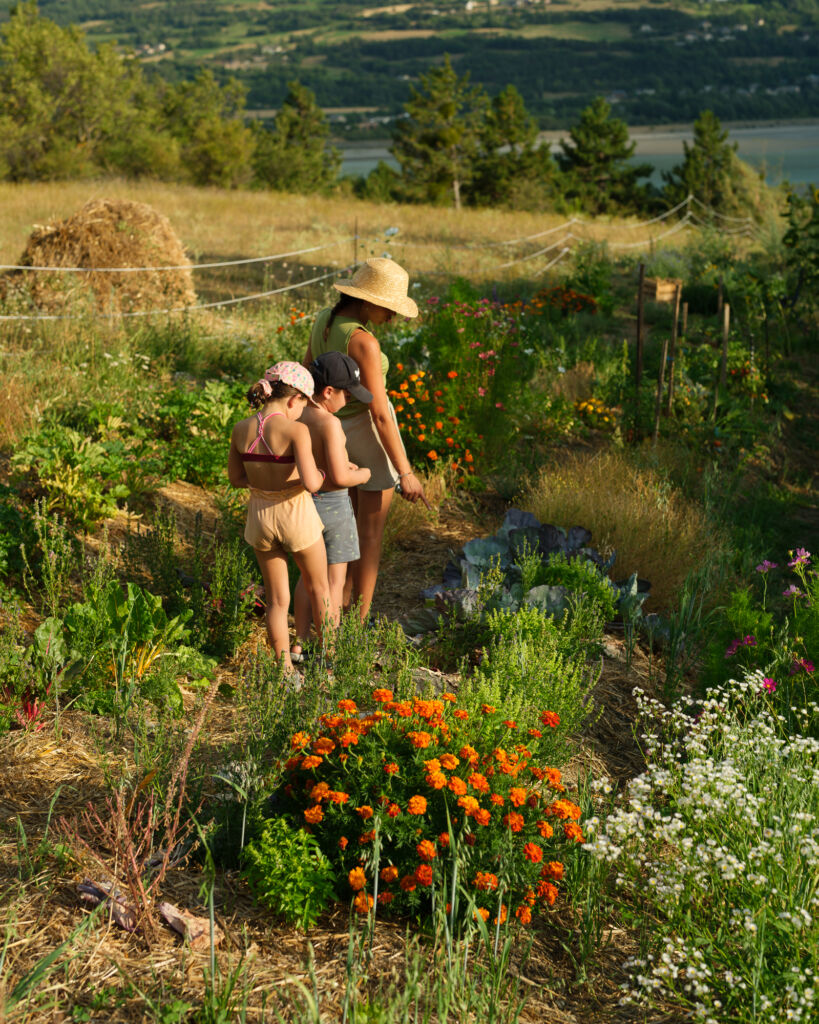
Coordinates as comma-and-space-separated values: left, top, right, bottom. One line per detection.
468, 772, 489, 793
493, 747, 507, 762
474, 871, 499, 892
348, 867, 367, 891
304, 804, 324, 825
473, 808, 491, 826
407, 795, 427, 815
547, 799, 581, 821
537, 881, 558, 906
474, 907, 490, 923
417, 840, 437, 861
424, 758, 442, 772
523, 842, 543, 864
381, 865, 399, 883
359, 829, 376, 844
439, 753, 460, 770
426, 771, 447, 790
493, 904, 508, 926
356, 805, 374, 820
536, 820, 554, 839
373, 688, 393, 703
458, 795, 480, 816
339, 731, 359, 748
387, 803, 401, 818
301, 755, 323, 770
540, 710, 560, 728
541, 861, 564, 881
481, 704, 496, 715
447, 371, 458, 379
312, 737, 336, 756
446, 775, 467, 796
509, 787, 527, 807
291, 732, 311, 749
427, 450, 439, 461
490, 793, 505, 806
515, 906, 533, 925
354, 891, 373, 914
322, 714, 344, 729
399, 874, 417, 892
438, 832, 451, 847
441, 692, 457, 702
564, 822, 585, 844
415, 863, 434, 886
503, 720, 517, 729
409, 730, 432, 749
528, 728, 543, 739
328, 790, 349, 805
384, 762, 399, 775
459, 745, 478, 764
378, 891, 394, 905
339, 836, 348, 850
545, 768, 565, 791
453, 709, 469, 721
338, 699, 358, 713
503, 812, 525, 833
309, 782, 331, 802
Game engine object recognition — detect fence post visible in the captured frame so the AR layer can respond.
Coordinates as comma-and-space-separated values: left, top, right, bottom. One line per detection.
353, 217, 359, 268
682, 301, 688, 337
652, 332, 669, 444
635, 263, 645, 440
665, 283, 682, 416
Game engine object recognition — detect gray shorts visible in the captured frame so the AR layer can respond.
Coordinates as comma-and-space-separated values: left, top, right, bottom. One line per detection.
312, 489, 360, 565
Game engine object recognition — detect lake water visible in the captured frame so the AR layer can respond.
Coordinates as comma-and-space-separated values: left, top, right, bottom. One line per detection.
339, 122, 819, 186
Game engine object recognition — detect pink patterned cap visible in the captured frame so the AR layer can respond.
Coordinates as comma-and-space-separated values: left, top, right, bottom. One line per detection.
262, 361, 315, 398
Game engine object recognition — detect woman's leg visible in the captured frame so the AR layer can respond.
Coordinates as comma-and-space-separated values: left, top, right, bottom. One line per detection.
254, 548, 293, 670
350, 487, 393, 621
292, 538, 334, 646
293, 575, 311, 654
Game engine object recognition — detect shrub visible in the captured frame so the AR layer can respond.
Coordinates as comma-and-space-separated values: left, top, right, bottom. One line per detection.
272, 691, 587, 925
242, 817, 337, 929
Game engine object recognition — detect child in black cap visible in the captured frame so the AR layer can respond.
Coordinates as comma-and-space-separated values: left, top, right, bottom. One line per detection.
291, 352, 373, 661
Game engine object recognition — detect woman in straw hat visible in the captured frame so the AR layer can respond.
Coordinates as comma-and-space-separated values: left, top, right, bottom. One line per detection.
304, 257, 429, 621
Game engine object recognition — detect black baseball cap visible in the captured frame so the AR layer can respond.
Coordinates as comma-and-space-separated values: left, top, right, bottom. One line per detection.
310, 351, 373, 404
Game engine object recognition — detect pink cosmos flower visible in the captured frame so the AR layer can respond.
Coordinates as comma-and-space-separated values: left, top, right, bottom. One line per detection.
788, 548, 811, 568
761, 677, 777, 694
755, 560, 778, 573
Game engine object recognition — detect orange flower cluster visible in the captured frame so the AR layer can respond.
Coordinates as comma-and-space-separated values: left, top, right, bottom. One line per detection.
276, 305, 310, 334
277, 688, 583, 926
530, 286, 597, 317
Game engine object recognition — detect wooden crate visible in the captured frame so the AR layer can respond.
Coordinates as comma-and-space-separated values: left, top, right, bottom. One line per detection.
641, 276, 682, 303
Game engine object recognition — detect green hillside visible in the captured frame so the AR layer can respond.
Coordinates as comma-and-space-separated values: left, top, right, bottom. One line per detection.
2, 0, 818, 128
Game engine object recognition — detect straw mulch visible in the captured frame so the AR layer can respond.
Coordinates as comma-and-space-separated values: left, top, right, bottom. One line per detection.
0, 198, 195, 315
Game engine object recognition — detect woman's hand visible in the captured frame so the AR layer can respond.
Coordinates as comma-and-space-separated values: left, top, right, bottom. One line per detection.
398, 471, 430, 509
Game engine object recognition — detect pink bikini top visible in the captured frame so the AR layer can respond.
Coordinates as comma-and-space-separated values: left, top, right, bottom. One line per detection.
241, 411, 296, 463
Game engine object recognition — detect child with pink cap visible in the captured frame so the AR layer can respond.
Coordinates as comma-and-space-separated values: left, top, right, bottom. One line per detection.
228, 361, 332, 675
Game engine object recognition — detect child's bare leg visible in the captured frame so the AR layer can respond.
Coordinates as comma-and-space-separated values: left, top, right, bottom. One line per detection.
254, 548, 293, 671
292, 538, 333, 647
293, 575, 312, 653
328, 563, 347, 626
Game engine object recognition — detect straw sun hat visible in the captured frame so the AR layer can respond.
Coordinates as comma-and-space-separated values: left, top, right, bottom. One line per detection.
333, 257, 418, 318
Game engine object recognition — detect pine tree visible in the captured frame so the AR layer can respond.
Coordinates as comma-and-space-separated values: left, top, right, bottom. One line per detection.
469, 84, 559, 210
558, 97, 652, 214
252, 81, 340, 194
663, 110, 741, 212
391, 55, 488, 209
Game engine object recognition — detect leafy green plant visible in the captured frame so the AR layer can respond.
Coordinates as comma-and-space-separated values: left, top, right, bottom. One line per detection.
242, 817, 337, 929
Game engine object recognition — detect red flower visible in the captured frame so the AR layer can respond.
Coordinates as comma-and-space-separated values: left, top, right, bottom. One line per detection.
523, 842, 543, 864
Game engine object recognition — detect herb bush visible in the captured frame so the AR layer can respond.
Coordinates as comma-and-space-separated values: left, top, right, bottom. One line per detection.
271, 691, 586, 925
584, 669, 819, 1023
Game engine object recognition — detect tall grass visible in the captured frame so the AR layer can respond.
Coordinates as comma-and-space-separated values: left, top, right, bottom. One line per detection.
520, 448, 717, 611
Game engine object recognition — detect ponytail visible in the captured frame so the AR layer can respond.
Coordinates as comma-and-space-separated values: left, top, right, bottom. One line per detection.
323, 296, 351, 343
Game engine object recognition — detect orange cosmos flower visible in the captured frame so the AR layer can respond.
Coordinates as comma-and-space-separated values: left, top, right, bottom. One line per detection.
291, 732, 311, 749
417, 840, 437, 861
540, 710, 560, 728
381, 865, 399, 883
407, 795, 427, 815
373, 688, 393, 703
304, 805, 323, 824
439, 753, 460, 770
415, 864, 434, 886
503, 720, 517, 729
528, 728, 543, 739
448, 774, 466, 798
509, 787, 527, 807
503, 812, 525, 833
384, 762, 399, 775
523, 842, 543, 864
356, 805, 374, 820
348, 867, 367, 891
301, 755, 323, 770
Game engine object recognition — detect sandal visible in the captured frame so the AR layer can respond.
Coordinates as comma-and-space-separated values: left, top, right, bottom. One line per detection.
290, 645, 305, 665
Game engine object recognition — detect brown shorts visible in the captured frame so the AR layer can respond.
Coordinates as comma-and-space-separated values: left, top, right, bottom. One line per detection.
341, 402, 407, 492
244, 484, 324, 555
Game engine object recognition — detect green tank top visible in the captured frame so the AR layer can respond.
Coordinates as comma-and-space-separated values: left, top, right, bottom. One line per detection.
310, 308, 389, 419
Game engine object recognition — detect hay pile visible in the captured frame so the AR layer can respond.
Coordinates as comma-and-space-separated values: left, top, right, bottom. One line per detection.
1, 198, 196, 315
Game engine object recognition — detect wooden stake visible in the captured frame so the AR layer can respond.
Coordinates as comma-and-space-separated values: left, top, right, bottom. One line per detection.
653, 332, 670, 444
635, 263, 645, 440
665, 283, 682, 416
712, 302, 731, 420
682, 301, 688, 337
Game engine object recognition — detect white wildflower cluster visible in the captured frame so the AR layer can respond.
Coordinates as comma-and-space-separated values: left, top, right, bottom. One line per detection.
584, 669, 819, 1022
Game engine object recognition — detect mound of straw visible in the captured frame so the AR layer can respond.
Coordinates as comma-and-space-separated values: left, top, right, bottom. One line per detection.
1, 198, 195, 315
